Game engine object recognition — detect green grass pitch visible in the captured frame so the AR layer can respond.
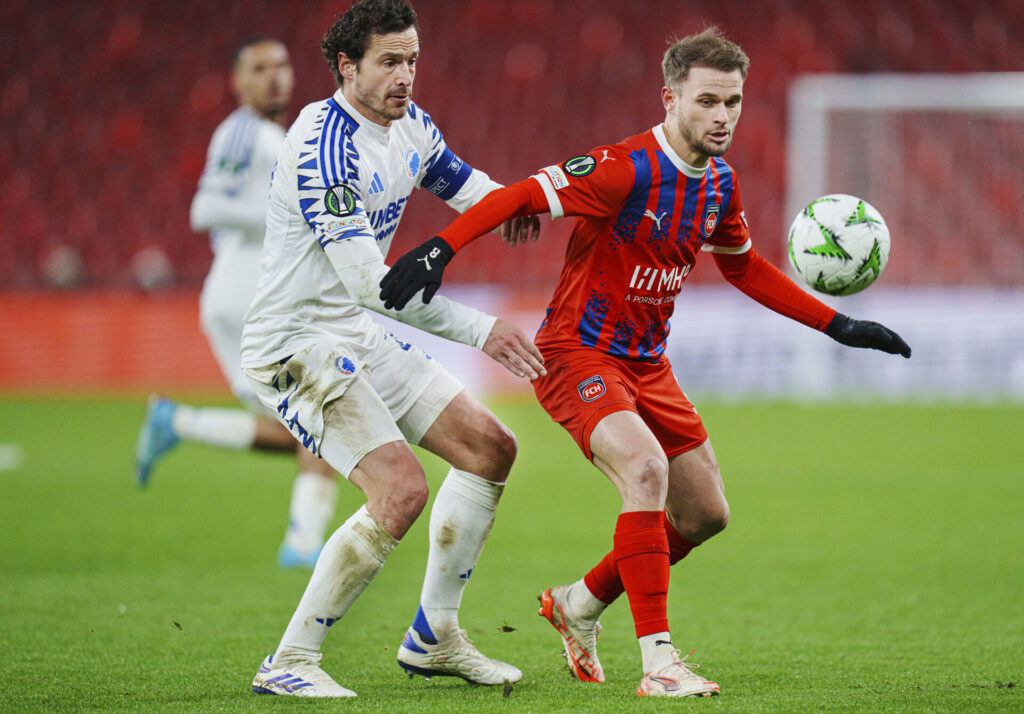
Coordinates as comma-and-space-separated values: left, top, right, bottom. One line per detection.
1, 396, 1021, 712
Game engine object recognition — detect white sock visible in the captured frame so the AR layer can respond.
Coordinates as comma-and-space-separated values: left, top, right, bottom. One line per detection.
171, 404, 257, 450
282, 472, 338, 555
566, 578, 607, 620
639, 631, 675, 673
273, 505, 397, 662
417, 468, 503, 636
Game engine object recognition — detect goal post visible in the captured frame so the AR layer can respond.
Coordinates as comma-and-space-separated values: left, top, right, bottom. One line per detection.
786, 72, 1024, 232
771, 72, 1024, 400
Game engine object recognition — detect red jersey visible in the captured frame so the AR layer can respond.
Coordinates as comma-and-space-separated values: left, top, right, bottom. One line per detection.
527, 125, 751, 362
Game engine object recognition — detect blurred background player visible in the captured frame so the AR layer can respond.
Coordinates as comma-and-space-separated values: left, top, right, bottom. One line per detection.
133, 36, 338, 569
381, 27, 911, 698
244, 0, 543, 698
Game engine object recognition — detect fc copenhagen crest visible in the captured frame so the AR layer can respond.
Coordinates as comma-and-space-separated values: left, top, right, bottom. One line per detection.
325, 184, 357, 217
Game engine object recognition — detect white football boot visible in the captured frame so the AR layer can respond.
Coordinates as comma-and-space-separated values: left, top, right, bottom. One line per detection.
538, 585, 605, 683
251, 653, 356, 697
397, 627, 522, 685
636, 649, 720, 698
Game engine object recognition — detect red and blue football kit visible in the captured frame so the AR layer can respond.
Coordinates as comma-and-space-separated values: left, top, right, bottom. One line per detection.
438, 125, 836, 460
436, 124, 840, 642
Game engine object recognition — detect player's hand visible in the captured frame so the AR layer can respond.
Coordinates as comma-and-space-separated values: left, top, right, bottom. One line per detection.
497, 214, 541, 246
379, 236, 454, 310
826, 312, 911, 358
482, 319, 547, 380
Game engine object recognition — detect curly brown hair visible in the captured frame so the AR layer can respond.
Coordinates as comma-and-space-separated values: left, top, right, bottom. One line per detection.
662, 26, 750, 88
321, 0, 418, 87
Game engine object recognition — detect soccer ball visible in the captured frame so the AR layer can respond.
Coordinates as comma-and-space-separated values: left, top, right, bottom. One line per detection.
787, 194, 890, 296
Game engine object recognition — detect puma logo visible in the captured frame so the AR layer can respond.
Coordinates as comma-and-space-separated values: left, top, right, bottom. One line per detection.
600, 149, 614, 163
416, 246, 442, 271
644, 209, 668, 230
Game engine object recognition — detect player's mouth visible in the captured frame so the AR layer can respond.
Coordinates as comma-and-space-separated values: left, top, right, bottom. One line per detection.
388, 93, 410, 105
707, 129, 730, 143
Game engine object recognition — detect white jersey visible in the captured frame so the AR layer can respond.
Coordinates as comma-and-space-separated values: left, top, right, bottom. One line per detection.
190, 106, 285, 249
241, 89, 498, 368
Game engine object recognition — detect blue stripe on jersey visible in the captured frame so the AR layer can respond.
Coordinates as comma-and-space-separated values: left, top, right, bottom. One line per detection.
607, 313, 638, 357
712, 158, 734, 216
409, 101, 439, 137
318, 100, 360, 188
296, 100, 366, 247
611, 149, 652, 247
322, 105, 340, 185
648, 150, 677, 246
421, 145, 472, 200
221, 109, 256, 168
636, 321, 667, 361
676, 174, 703, 250
577, 290, 611, 348
205, 108, 257, 197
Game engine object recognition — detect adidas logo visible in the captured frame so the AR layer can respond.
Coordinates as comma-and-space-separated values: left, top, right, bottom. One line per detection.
367, 172, 384, 195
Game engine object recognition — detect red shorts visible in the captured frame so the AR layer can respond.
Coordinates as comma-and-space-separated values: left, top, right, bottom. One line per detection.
532, 348, 707, 462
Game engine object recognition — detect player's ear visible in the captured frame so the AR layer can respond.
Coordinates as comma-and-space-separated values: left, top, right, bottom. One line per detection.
661, 85, 675, 112
338, 52, 358, 82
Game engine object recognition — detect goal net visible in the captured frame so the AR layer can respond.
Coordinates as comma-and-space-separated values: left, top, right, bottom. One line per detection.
786, 73, 1024, 287
666, 73, 1024, 401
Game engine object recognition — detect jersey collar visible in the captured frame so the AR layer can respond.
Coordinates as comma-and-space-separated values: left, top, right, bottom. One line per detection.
332, 89, 391, 144
652, 124, 709, 179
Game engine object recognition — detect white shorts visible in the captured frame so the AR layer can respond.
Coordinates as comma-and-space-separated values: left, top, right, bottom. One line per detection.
199, 238, 265, 413
243, 331, 464, 477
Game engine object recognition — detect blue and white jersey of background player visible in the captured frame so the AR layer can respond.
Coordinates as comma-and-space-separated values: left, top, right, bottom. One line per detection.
242, 88, 499, 369
191, 106, 285, 249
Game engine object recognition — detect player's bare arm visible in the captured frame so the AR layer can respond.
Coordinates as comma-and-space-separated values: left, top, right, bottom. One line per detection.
497, 214, 542, 246
482, 319, 546, 380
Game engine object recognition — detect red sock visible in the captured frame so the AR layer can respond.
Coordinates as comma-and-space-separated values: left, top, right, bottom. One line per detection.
584, 512, 699, 604
664, 512, 698, 563
613, 510, 669, 637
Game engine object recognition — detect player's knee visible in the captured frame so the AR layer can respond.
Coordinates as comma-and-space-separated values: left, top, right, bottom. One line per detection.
701, 499, 730, 537
627, 456, 669, 501
489, 422, 518, 472
382, 475, 429, 530
466, 418, 517, 480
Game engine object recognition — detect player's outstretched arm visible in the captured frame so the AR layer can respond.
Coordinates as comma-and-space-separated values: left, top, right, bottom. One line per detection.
380, 181, 545, 310
825, 313, 912, 358
482, 319, 546, 380
713, 248, 911, 358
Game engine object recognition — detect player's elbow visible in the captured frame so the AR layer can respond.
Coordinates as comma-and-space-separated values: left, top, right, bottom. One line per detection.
352, 284, 384, 312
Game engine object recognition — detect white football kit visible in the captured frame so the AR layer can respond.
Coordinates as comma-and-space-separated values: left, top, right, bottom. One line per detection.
241, 89, 500, 475
193, 105, 285, 411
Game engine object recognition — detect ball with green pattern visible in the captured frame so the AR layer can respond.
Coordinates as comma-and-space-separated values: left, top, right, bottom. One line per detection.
787, 194, 890, 296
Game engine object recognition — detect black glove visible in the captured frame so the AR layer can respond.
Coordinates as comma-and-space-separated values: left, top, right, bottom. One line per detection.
826, 312, 911, 358
379, 236, 455, 310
